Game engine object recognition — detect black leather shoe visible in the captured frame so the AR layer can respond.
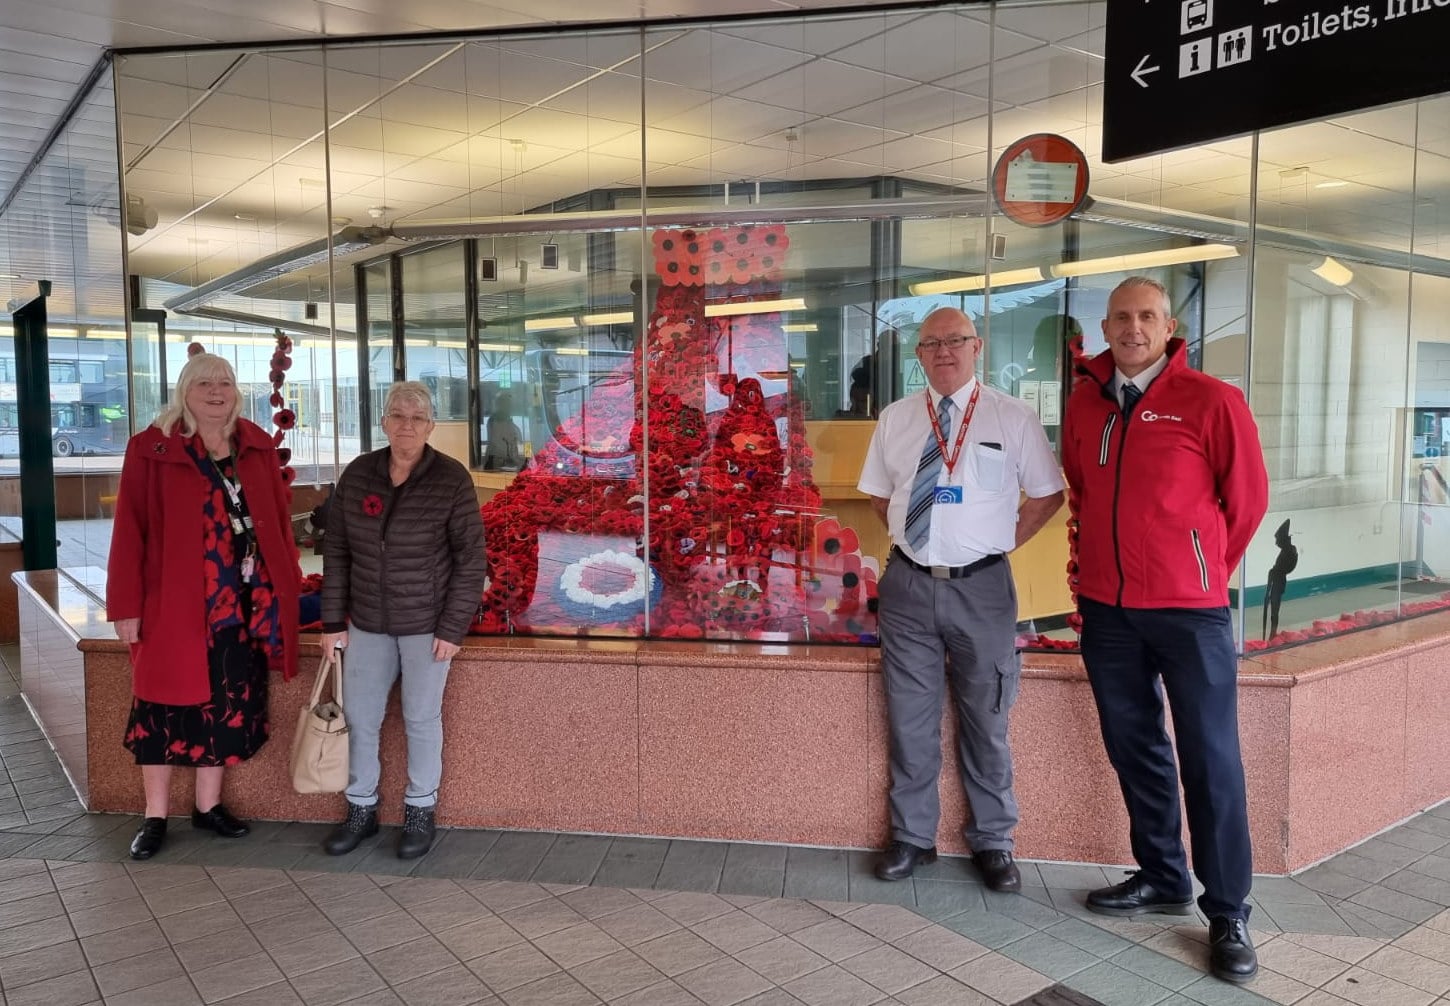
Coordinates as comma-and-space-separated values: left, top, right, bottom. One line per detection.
975, 850, 1021, 893
191, 803, 249, 838
323, 801, 379, 856
1209, 917, 1258, 983
1086, 872, 1194, 917
875, 841, 936, 881
129, 817, 167, 860
397, 805, 436, 860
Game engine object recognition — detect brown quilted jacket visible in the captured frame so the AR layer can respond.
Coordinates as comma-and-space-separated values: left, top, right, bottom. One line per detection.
320, 445, 487, 643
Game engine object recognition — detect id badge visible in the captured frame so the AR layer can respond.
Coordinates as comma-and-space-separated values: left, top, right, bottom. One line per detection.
934, 485, 964, 504
240, 555, 255, 581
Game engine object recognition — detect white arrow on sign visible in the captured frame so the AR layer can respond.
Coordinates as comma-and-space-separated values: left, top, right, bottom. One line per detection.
1131, 54, 1161, 88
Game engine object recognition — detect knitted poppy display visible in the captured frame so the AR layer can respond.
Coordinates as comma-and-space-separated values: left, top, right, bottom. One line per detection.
476, 223, 879, 643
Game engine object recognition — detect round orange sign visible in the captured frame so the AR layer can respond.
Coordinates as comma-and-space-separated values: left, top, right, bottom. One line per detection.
992, 133, 1090, 228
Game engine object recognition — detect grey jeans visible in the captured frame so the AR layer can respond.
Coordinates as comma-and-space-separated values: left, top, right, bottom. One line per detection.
342, 625, 451, 809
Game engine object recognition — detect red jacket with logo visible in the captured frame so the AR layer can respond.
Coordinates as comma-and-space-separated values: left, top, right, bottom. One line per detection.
1062, 339, 1268, 609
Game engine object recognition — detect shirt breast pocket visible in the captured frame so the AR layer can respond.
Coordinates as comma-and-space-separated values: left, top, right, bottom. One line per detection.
970, 442, 1008, 494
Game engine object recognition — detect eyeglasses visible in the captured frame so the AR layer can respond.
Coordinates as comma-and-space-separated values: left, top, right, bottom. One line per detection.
918, 335, 977, 352
385, 412, 432, 427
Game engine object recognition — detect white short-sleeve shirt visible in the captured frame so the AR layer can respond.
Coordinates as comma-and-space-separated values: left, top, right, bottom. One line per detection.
857, 379, 1066, 566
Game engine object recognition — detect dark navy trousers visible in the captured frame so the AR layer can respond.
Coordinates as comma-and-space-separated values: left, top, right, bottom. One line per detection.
1078, 598, 1252, 921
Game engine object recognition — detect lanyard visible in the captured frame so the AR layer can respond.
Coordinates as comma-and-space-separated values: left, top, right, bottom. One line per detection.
202, 453, 254, 543
924, 384, 980, 477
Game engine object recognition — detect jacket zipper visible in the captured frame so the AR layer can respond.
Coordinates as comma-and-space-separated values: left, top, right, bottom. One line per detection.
1111, 416, 1130, 606
1190, 528, 1210, 592
377, 479, 412, 635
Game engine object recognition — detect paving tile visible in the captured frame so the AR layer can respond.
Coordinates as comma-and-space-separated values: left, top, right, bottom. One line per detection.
996, 930, 1101, 982
593, 903, 684, 947
1394, 924, 1450, 965
267, 926, 362, 978
594, 857, 666, 890
742, 900, 834, 936
557, 885, 643, 921
0, 891, 64, 933
1384, 870, 1450, 908
464, 939, 562, 993
837, 943, 939, 995
392, 961, 496, 1006
101, 974, 205, 1006
937, 908, 1037, 950
892, 973, 995, 1005
1359, 944, 1450, 996
731, 935, 832, 986
791, 917, 889, 964
1, 967, 99, 1006
339, 907, 429, 953
0, 914, 74, 958
91, 945, 186, 997
842, 904, 934, 942
169, 927, 264, 974
79, 917, 168, 968
530, 920, 624, 969
910, 879, 986, 921
498, 896, 587, 941
288, 958, 390, 1006
569, 947, 668, 1001
633, 929, 728, 978
433, 913, 526, 962
467, 881, 553, 915
0, 869, 56, 905
0, 939, 86, 990
187, 950, 285, 1004
674, 956, 774, 1006
612, 979, 709, 1005
1258, 934, 1357, 985
718, 867, 787, 899
691, 909, 782, 954
1317, 965, 1438, 1006
1058, 960, 1176, 1006
471, 832, 555, 882
1257, 901, 1359, 936
782, 962, 885, 1006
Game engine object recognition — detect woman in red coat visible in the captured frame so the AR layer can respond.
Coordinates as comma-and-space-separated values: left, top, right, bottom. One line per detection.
106, 352, 301, 860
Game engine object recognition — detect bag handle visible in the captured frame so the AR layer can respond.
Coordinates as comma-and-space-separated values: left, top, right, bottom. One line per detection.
309, 648, 345, 707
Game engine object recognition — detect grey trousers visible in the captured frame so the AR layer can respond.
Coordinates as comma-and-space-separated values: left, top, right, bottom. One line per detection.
876, 556, 1022, 852
342, 625, 452, 809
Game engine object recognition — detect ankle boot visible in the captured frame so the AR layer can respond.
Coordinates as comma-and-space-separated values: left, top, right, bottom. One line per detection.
322, 801, 378, 856
397, 804, 436, 859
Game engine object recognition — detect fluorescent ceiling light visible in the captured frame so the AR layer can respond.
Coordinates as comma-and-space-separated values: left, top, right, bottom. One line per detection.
556, 348, 591, 356
910, 267, 1048, 296
85, 329, 130, 340
478, 342, 524, 352
1050, 243, 1240, 278
46, 328, 79, 338
1311, 255, 1354, 286
434, 340, 466, 349
581, 311, 634, 326
704, 297, 806, 318
782, 323, 818, 333
1315, 180, 1349, 189
524, 316, 578, 332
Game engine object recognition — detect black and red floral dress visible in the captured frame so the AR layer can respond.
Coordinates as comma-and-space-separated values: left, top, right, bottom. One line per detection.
123, 441, 284, 766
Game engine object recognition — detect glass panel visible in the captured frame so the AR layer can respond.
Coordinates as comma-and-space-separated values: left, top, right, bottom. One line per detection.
1243, 104, 1421, 649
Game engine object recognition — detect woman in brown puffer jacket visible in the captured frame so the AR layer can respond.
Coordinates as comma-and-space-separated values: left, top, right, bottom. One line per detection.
318, 381, 486, 859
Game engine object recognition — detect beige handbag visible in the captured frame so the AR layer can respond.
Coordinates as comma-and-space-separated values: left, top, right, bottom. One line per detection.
289, 650, 349, 794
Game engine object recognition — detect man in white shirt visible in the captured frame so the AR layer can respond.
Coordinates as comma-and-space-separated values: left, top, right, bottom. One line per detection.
858, 307, 1065, 889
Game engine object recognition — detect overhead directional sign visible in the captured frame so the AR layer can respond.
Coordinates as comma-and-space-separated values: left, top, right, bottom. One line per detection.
1102, 0, 1450, 162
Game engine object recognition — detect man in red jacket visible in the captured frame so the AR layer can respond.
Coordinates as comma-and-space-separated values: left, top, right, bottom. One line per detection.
1063, 276, 1268, 985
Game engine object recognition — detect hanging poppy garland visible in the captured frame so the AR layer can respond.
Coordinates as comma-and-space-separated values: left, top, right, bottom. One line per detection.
268, 330, 297, 487
475, 223, 879, 643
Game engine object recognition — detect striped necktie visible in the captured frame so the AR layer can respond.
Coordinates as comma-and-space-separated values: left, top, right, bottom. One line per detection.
1122, 382, 1142, 419
904, 396, 952, 553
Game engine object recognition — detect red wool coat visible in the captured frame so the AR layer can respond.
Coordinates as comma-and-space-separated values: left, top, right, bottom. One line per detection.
106, 420, 302, 705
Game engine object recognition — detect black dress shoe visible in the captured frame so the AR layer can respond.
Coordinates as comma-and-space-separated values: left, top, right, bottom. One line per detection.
974, 849, 1021, 893
397, 805, 436, 860
1209, 917, 1258, 983
875, 841, 936, 881
191, 803, 249, 838
1086, 872, 1194, 917
129, 817, 167, 860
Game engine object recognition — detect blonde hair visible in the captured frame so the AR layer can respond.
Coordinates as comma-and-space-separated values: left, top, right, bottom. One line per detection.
155, 352, 243, 438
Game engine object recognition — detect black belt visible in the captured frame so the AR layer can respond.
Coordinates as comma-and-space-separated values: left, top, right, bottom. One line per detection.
891, 546, 1003, 580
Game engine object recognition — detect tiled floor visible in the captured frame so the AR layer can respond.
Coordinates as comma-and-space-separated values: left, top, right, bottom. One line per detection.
4, 653, 1450, 1005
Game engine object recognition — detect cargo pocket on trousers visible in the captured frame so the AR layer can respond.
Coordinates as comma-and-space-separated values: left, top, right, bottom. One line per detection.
993, 654, 1022, 714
